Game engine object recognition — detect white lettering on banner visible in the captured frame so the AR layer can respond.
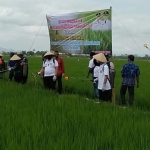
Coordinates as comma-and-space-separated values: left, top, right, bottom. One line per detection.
62, 45, 80, 51
51, 41, 100, 46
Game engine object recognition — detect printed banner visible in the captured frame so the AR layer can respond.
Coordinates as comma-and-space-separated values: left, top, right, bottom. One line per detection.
46, 8, 112, 54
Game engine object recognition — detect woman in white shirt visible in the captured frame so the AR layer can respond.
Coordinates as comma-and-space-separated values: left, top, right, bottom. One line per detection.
93, 53, 112, 102
41, 51, 58, 90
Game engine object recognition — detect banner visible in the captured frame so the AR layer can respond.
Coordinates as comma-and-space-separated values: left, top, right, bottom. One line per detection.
46, 8, 112, 54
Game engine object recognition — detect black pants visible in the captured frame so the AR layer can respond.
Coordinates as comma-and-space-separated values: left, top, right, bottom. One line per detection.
54, 75, 62, 94
43, 76, 56, 90
120, 85, 134, 106
99, 89, 112, 102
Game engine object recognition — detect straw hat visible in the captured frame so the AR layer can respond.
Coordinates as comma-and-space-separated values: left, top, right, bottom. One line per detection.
10, 54, 21, 61
93, 53, 107, 63
44, 51, 55, 57
0, 53, 3, 56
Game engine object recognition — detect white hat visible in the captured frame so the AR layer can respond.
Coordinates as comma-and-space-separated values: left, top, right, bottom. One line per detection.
44, 51, 55, 57
10, 54, 21, 61
0, 53, 3, 56
110, 62, 114, 69
93, 53, 107, 63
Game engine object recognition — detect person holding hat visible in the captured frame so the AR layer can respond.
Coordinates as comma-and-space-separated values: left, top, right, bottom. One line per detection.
9, 55, 22, 83
0, 53, 5, 78
17, 52, 28, 84
93, 53, 112, 102
40, 51, 58, 91
91, 12, 102, 31
101, 11, 111, 30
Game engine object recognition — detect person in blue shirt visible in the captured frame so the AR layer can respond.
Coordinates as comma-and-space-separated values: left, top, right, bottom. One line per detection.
120, 55, 140, 107
8, 53, 17, 81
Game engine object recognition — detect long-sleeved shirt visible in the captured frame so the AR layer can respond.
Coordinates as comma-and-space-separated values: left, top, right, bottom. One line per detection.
55, 57, 65, 76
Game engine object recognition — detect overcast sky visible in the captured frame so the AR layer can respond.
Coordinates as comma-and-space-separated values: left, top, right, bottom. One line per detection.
0, 0, 150, 56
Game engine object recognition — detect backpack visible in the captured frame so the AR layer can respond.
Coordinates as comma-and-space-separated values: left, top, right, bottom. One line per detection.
91, 59, 99, 74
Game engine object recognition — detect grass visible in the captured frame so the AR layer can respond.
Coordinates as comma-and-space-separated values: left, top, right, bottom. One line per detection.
0, 56, 150, 149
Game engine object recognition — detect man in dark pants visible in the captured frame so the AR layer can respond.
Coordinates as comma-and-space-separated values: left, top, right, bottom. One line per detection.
17, 52, 28, 84
120, 55, 140, 107
54, 51, 65, 94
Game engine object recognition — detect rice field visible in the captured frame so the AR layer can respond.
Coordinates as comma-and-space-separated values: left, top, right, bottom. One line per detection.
0, 56, 150, 150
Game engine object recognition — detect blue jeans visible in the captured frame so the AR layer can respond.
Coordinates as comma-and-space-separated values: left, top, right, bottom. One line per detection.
93, 80, 99, 100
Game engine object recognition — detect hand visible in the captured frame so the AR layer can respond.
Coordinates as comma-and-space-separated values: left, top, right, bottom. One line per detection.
102, 84, 106, 92
8, 68, 11, 71
93, 78, 98, 83
37, 72, 41, 76
53, 75, 57, 81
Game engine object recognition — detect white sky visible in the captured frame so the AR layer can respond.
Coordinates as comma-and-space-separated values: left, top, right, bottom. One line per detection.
0, 0, 150, 56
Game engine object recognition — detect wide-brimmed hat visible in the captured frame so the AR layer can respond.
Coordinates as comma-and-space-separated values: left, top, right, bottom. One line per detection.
44, 51, 55, 57
0, 53, 3, 56
93, 53, 107, 63
10, 54, 21, 61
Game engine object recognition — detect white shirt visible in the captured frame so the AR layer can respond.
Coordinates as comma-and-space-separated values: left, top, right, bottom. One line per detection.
101, 20, 111, 30
43, 59, 58, 77
88, 58, 94, 68
91, 20, 102, 31
98, 64, 111, 90
93, 66, 100, 77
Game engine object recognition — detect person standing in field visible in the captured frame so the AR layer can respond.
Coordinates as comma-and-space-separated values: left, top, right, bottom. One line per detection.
17, 52, 28, 84
0, 53, 5, 78
9, 54, 22, 83
40, 51, 58, 91
120, 55, 140, 107
8, 52, 16, 81
93, 53, 112, 102
87, 52, 100, 99
54, 51, 65, 94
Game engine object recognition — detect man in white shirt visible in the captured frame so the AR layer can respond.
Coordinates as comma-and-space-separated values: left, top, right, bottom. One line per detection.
101, 11, 111, 30
93, 53, 112, 102
91, 12, 102, 31
41, 51, 58, 90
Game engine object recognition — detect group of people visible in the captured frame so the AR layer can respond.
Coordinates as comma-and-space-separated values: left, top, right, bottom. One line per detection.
7, 52, 28, 83
87, 52, 140, 107
38, 51, 65, 94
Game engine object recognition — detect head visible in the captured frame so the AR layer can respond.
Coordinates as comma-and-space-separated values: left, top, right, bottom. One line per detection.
17, 52, 23, 59
96, 12, 100, 21
90, 52, 95, 59
103, 11, 109, 20
54, 51, 59, 58
104, 53, 110, 61
128, 55, 134, 62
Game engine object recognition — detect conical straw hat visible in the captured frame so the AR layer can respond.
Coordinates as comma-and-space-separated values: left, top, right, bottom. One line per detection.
0, 53, 3, 56
10, 54, 21, 61
44, 51, 55, 57
93, 53, 107, 63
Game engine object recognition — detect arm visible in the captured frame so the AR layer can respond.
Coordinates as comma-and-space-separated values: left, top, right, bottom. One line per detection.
61, 59, 65, 74
103, 75, 108, 84
136, 76, 139, 88
87, 68, 92, 78
40, 67, 44, 78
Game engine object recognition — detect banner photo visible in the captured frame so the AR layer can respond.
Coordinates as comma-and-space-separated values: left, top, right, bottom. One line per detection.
46, 8, 112, 54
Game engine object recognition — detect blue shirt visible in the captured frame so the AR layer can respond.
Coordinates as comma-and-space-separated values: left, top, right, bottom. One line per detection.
121, 62, 140, 86
8, 60, 18, 67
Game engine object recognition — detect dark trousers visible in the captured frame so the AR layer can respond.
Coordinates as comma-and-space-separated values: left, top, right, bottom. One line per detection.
99, 89, 112, 102
120, 85, 134, 106
14, 76, 22, 83
55, 75, 62, 94
43, 76, 56, 90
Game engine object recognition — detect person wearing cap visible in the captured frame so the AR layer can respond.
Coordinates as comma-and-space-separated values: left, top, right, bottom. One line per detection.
40, 51, 58, 90
0, 53, 5, 78
54, 51, 65, 94
120, 55, 140, 107
93, 53, 112, 102
17, 52, 28, 84
91, 12, 102, 31
101, 11, 111, 30
9, 55, 22, 83
8, 52, 17, 81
